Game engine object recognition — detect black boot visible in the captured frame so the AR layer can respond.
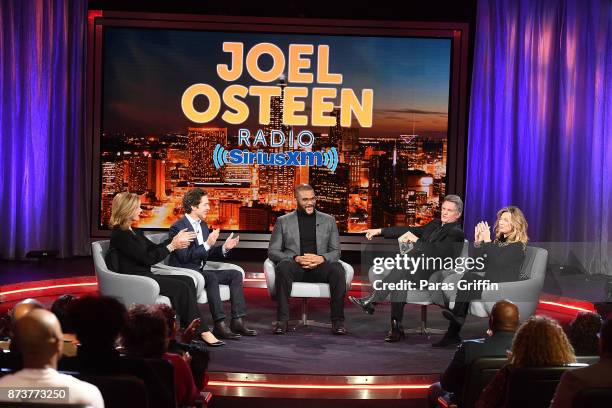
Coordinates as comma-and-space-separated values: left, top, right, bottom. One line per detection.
349, 294, 376, 314
384, 318, 405, 342
213, 320, 242, 340
230, 318, 258, 336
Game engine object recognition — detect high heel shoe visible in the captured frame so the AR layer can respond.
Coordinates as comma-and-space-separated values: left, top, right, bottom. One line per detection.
201, 331, 225, 347
384, 318, 405, 342
349, 294, 376, 314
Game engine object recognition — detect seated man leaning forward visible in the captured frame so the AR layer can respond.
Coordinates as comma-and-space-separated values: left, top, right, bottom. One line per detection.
268, 183, 348, 335
169, 188, 256, 340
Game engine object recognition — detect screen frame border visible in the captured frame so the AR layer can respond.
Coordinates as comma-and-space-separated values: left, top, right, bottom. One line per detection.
87, 11, 469, 249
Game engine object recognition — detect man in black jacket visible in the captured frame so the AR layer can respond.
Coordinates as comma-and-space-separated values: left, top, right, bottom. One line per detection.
350, 195, 465, 342
427, 300, 519, 408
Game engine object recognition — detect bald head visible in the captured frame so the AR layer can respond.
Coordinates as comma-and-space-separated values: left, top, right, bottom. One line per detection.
489, 300, 520, 333
14, 309, 63, 368
11, 299, 44, 322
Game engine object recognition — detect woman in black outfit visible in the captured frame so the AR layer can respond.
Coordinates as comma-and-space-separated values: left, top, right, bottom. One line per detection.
437, 205, 529, 346
109, 192, 224, 347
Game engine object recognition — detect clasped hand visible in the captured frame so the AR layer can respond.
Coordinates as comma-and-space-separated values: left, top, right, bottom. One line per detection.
296, 253, 325, 269
398, 231, 418, 244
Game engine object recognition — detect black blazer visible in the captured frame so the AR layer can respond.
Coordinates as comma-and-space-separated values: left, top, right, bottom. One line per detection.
440, 330, 515, 398
382, 219, 465, 259
109, 228, 171, 277
167, 216, 225, 272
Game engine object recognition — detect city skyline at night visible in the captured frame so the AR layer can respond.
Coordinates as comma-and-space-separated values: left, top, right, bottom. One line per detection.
99, 27, 452, 233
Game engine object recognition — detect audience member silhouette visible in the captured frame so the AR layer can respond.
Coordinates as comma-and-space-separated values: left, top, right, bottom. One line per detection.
123, 305, 201, 407
0, 309, 104, 407
475, 315, 576, 408
59, 295, 174, 408
567, 311, 602, 356
550, 317, 612, 408
428, 300, 520, 407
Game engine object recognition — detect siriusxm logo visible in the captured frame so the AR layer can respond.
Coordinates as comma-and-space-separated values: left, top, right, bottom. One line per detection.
212, 128, 340, 171
213, 145, 339, 172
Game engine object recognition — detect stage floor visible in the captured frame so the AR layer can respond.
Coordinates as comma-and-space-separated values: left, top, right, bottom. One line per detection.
206, 288, 487, 376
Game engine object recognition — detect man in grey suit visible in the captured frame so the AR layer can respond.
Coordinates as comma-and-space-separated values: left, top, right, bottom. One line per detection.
268, 184, 347, 335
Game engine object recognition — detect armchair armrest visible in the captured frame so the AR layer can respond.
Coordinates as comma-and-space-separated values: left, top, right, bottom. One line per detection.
204, 261, 245, 279
480, 277, 542, 302
97, 271, 161, 306
263, 258, 276, 297
338, 260, 354, 286
152, 264, 205, 297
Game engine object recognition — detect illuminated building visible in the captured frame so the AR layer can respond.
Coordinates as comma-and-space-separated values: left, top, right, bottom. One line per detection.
309, 163, 349, 232
258, 77, 295, 206
188, 127, 227, 183
239, 204, 272, 231
128, 156, 148, 195
344, 151, 363, 188
219, 200, 241, 228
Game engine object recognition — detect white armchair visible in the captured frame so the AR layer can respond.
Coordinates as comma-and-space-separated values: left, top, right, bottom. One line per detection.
264, 258, 354, 328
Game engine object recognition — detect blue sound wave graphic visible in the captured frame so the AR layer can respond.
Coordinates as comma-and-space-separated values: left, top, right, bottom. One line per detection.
323, 147, 338, 172
212, 144, 229, 169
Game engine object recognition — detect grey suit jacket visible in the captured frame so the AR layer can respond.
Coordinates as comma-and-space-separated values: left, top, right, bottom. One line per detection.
268, 210, 340, 264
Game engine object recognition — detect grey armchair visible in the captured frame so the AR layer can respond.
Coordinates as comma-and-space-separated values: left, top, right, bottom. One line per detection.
91, 239, 172, 306
264, 258, 354, 328
442, 246, 548, 319
146, 232, 245, 304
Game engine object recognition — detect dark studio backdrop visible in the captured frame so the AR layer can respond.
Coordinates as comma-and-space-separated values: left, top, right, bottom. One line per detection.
0, 0, 610, 262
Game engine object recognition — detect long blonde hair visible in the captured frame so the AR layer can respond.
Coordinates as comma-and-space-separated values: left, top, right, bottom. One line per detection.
109, 192, 140, 230
510, 316, 576, 367
494, 206, 529, 245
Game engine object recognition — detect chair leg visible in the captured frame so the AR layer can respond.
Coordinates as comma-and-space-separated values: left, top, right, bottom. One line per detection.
404, 305, 446, 337
288, 298, 332, 329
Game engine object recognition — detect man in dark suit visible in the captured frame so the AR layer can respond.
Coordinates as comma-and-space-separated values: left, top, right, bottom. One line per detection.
350, 194, 465, 343
169, 188, 256, 340
427, 300, 519, 408
268, 184, 347, 335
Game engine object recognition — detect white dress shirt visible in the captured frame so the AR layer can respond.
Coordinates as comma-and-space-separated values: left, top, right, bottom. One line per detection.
185, 214, 228, 257
0, 368, 104, 408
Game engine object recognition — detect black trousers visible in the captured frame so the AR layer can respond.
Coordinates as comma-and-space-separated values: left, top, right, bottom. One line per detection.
371, 267, 417, 322
151, 275, 208, 333
200, 269, 247, 322
446, 272, 486, 334
275, 259, 347, 321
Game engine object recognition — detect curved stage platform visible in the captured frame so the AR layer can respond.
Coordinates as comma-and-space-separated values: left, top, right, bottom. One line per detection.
0, 257, 597, 407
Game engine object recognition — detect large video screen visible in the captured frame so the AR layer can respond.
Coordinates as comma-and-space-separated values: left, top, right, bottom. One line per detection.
95, 20, 455, 235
